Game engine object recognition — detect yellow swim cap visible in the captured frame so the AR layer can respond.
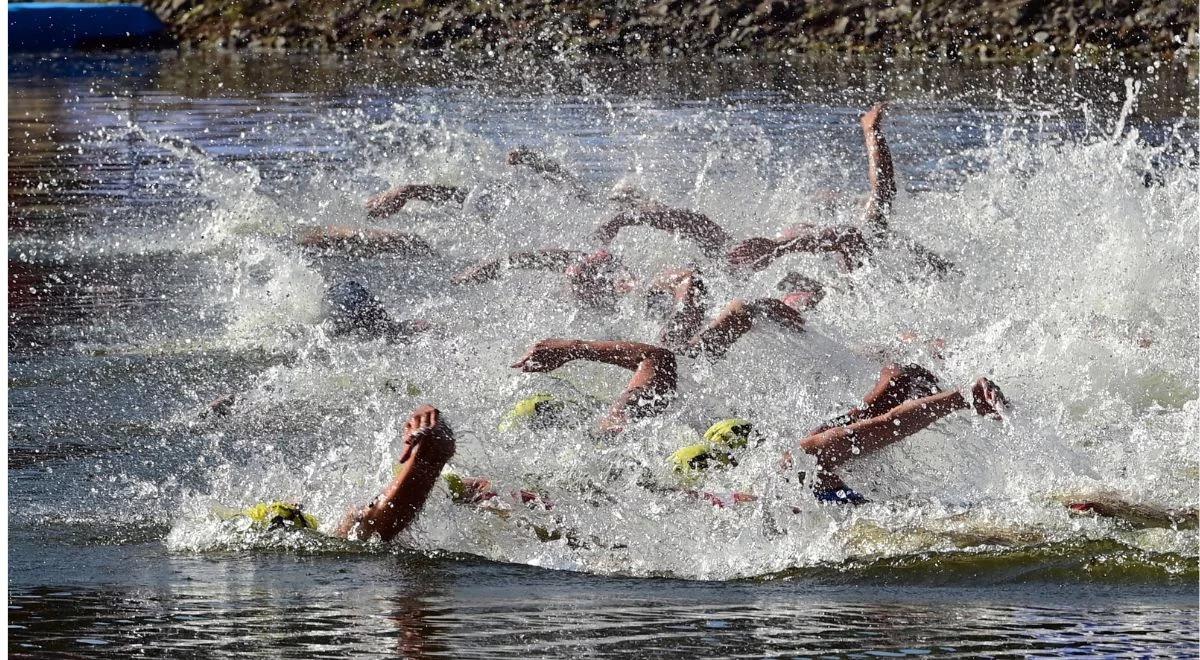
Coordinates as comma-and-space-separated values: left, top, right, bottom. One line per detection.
670, 442, 735, 473
499, 393, 575, 431
703, 418, 757, 449
238, 501, 319, 530
670, 418, 758, 473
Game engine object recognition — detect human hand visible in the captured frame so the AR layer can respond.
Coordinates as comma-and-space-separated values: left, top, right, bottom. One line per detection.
511, 339, 578, 372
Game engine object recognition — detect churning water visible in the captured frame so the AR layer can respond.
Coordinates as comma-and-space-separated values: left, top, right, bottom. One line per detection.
9, 52, 1198, 656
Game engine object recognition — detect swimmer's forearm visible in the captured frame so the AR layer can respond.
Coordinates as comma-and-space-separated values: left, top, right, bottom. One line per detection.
599, 209, 729, 254
862, 102, 895, 230
507, 249, 585, 271
566, 340, 674, 372
367, 184, 467, 218
404, 184, 468, 204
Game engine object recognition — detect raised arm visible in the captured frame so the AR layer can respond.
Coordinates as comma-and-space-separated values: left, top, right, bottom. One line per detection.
336, 405, 455, 542
861, 102, 895, 235
451, 248, 585, 285
595, 207, 731, 258
366, 184, 469, 218
512, 338, 678, 434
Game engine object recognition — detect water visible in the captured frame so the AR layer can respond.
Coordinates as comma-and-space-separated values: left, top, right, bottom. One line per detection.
9, 51, 1199, 656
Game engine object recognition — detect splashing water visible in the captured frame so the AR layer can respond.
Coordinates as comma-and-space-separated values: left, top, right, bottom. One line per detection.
35, 60, 1196, 582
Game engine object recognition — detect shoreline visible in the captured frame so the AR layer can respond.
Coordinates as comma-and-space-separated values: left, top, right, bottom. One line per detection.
145, 0, 1196, 62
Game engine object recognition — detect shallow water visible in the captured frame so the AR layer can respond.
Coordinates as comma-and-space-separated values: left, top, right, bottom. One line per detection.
8, 51, 1199, 656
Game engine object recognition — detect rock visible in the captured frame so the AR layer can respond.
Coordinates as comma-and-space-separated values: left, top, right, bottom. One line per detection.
141, 0, 1189, 60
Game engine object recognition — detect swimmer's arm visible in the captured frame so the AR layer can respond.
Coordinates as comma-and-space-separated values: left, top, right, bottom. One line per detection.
513, 338, 675, 373
451, 249, 585, 285
298, 225, 434, 255
366, 184, 469, 218
726, 225, 869, 272
511, 338, 678, 433
685, 297, 805, 359
595, 208, 730, 257
861, 102, 895, 234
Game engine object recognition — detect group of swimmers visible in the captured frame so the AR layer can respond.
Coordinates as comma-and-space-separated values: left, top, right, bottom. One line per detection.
221, 102, 1191, 543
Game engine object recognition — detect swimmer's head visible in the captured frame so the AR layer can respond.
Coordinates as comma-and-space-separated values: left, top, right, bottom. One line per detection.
670, 418, 761, 473
670, 442, 733, 473
499, 393, 579, 432
703, 418, 760, 449
237, 501, 319, 531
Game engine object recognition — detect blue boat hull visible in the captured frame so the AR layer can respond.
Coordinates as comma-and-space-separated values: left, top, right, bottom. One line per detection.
9, 3, 170, 51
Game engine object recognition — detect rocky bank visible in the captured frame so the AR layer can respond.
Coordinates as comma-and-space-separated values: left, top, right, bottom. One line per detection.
146, 0, 1195, 60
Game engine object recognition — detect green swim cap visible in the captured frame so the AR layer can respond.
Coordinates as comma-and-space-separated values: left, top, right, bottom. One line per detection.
237, 501, 319, 530
443, 471, 470, 503
499, 393, 576, 431
703, 418, 758, 449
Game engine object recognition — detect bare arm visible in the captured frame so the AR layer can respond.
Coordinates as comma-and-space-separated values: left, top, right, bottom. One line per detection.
336, 405, 455, 542
596, 207, 731, 258
685, 298, 805, 359
299, 225, 435, 256
451, 248, 585, 285
726, 225, 869, 273
366, 184, 469, 218
512, 338, 678, 434
861, 102, 895, 235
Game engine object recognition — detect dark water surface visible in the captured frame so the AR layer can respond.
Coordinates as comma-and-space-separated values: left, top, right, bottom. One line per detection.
9, 52, 1198, 657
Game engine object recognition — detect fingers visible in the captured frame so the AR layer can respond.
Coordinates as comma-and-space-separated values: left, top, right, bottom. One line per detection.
399, 405, 440, 464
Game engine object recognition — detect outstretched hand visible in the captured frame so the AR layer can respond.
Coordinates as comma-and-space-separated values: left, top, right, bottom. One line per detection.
511, 339, 577, 373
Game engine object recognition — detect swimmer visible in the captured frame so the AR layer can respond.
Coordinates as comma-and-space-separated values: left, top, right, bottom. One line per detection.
511, 338, 677, 436
780, 366, 1008, 502
226, 405, 455, 542
726, 102, 955, 276
323, 280, 432, 342
506, 147, 594, 201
